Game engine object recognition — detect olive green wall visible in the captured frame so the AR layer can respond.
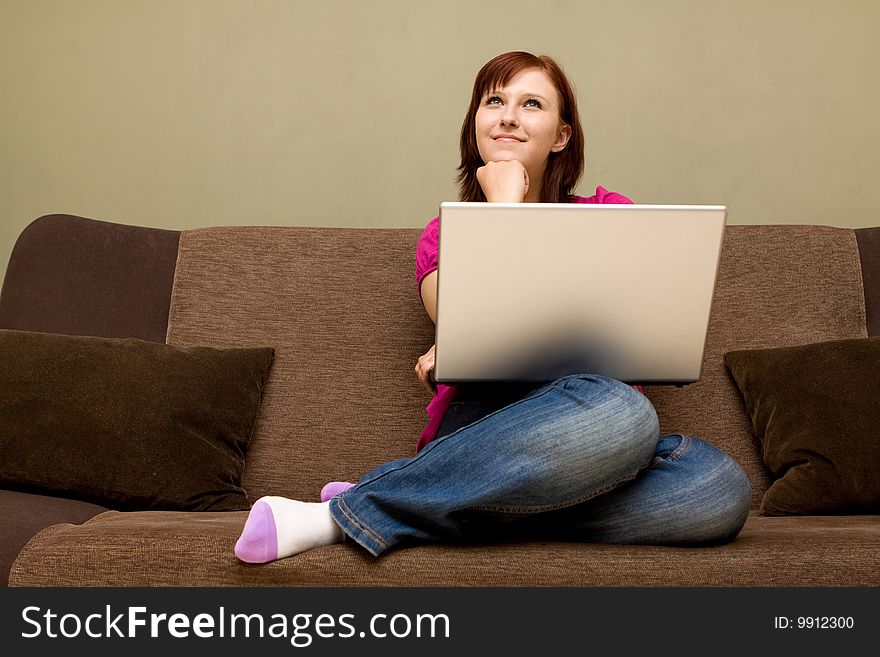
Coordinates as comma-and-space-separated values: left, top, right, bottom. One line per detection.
2, 0, 878, 277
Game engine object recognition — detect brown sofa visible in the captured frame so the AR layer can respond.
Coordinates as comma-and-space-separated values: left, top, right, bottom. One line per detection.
2, 213, 879, 587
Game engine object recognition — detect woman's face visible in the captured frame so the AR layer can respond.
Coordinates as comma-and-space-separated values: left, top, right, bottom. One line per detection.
474, 67, 571, 181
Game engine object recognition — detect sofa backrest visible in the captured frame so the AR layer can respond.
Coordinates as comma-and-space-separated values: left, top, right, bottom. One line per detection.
163, 223, 873, 509
4, 216, 878, 508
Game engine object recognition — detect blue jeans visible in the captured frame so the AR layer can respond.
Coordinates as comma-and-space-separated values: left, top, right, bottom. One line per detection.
329, 374, 752, 556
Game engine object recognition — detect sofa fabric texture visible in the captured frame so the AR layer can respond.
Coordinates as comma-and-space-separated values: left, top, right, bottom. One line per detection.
1, 215, 879, 587
0, 329, 275, 511
0, 490, 108, 586
10, 510, 879, 587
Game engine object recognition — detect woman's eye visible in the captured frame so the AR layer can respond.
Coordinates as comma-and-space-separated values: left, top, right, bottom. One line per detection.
486, 96, 502, 105
525, 98, 542, 108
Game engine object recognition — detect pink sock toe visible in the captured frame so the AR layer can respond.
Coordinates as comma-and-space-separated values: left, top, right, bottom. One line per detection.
234, 500, 278, 563
320, 481, 356, 502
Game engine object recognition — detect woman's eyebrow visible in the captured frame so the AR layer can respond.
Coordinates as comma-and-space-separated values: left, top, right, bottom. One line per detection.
486, 90, 550, 102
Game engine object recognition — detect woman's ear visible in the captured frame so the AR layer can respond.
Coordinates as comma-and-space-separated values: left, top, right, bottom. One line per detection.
551, 124, 572, 153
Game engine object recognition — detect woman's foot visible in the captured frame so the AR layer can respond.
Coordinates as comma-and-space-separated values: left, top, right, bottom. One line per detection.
320, 481, 356, 502
234, 496, 345, 563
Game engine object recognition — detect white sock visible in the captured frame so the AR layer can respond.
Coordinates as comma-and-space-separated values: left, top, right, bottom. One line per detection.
235, 496, 345, 563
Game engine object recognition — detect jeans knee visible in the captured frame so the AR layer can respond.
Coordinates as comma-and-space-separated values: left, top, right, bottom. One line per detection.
684, 451, 753, 545
717, 463, 753, 541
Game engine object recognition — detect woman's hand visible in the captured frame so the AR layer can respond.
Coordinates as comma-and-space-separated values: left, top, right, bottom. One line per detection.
415, 344, 437, 394
476, 160, 530, 203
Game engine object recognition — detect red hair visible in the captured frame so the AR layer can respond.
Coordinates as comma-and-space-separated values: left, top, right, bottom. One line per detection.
457, 51, 584, 203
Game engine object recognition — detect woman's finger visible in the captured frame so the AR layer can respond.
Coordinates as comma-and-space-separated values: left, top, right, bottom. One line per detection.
415, 346, 437, 393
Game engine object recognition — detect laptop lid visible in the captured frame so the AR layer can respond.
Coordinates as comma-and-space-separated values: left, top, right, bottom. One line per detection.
432, 202, 727, 385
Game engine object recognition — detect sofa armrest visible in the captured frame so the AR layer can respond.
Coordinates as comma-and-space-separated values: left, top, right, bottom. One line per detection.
0, 214, 180, 342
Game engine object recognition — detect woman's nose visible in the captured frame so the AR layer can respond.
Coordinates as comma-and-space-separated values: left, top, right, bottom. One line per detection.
500, 108, 518, 126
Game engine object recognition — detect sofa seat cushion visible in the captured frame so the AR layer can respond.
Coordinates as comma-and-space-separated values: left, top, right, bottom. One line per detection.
0, 490, 109, 586
9, 511, 879, 586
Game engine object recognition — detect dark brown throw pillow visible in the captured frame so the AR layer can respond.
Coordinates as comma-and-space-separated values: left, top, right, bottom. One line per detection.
0, 329, 274, 511
724, 337, 880, 516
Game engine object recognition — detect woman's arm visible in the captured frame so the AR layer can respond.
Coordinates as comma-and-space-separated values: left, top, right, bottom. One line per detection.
415, 270, 438, 393
419, 270, 438, 323
413, 161, 525, 392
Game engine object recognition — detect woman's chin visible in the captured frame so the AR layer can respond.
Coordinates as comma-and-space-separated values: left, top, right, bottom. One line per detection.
480, 153, 521, 164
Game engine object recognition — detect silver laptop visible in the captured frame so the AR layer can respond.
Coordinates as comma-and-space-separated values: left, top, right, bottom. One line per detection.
432, 202, 727, 385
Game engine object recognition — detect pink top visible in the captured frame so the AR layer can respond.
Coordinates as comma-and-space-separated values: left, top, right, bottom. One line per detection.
414, 186, 637, 453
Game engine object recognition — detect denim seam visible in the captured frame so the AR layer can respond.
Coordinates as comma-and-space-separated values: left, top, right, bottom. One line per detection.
470, 463, 648, 514
661, 434, 693, 463
335, 495, 389, 552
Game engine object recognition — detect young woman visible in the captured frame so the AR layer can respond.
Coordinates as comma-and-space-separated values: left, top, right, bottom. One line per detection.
234, 51, 752, 563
